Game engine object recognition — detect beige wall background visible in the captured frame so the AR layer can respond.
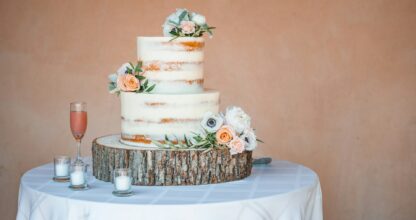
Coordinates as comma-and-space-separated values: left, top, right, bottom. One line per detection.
1, 0, 415, 219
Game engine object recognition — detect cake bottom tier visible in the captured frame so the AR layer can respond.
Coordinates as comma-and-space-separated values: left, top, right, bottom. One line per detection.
92, 135, 253, 186
120, 90, 220, 148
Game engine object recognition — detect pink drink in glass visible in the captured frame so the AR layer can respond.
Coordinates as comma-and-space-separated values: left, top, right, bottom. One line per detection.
70, 102, 87, 162
70, 111, 87, 140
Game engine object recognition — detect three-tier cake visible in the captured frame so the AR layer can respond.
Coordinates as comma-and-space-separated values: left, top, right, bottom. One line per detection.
92, 9, 258, 186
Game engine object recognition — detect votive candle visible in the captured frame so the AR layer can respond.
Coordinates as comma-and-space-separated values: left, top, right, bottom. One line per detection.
112, 168, 133, 196
115, 175, 131, 191
54, 156, 70, 180
70, 170, 85, 186
69, 161, 88, 188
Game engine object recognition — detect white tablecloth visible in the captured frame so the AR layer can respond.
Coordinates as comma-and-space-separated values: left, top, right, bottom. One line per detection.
17, 159, 322, 220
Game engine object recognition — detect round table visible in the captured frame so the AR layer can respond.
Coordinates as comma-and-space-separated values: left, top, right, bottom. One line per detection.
17, 159, 322, 220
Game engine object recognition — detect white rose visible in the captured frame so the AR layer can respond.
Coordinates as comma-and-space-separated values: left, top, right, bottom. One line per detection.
224, 106, 251, 134
241, 128, 257, 151
192, 13, 206, 25
201, 112, 224, 133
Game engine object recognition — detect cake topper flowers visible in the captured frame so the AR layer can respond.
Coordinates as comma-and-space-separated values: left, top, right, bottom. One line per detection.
162, 8, 215, 40
108, 62, 156, 95
153, 106, 263, 155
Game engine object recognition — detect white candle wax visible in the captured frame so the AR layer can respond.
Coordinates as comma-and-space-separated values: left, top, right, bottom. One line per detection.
70, 171, 85, 186
55, 163, 69, 177
115, 176, 131, 191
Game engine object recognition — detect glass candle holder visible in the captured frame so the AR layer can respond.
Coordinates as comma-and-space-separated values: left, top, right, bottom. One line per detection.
69, 161, 89, 190
112, 168, 133, 197
53, 156, 70, 182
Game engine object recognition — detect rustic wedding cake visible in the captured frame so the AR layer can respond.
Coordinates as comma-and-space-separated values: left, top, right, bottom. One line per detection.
92, 9, 259, 186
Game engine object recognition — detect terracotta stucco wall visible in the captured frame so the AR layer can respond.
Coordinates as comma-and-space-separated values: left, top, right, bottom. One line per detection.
1, 0, 415, 219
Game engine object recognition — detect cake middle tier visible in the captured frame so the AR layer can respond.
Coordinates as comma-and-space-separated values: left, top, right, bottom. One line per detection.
120, 90, 220, 147
137, 37, 204, 94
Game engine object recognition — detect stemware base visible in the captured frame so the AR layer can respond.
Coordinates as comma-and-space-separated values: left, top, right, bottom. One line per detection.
53, 176, 70, 182
69, 184, 89, 191
112, 191, 134, 197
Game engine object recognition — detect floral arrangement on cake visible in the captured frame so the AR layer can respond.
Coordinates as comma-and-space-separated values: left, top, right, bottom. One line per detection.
108, 62, 156, 95
153, 106, 262, 155
162, 8, 215, 40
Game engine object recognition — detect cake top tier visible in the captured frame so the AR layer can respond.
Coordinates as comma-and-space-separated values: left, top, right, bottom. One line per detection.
107, 9, 214, 95
136, 37, 205, 94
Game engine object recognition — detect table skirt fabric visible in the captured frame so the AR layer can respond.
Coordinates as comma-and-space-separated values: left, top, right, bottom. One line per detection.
17, 160, 323, 220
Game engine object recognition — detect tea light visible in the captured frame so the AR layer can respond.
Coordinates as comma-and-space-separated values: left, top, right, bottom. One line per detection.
70, 170, 85, 186
53, 156, 70, 182
112, 168, 133, 196
115, 175, 131, 191
69, 161, 89, 190
56, 164, 69, 177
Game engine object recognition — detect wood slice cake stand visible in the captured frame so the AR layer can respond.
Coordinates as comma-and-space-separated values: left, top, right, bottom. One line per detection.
92, 135, 253, 186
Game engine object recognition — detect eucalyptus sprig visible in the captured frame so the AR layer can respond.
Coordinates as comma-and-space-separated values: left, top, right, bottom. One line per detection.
152, 131, 222, 153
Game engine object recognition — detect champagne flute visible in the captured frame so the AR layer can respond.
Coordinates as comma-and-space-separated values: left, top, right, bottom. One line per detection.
70, 102, 87, 163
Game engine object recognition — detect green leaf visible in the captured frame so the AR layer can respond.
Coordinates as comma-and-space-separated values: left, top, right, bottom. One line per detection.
137, 61, 143, 69
194, 140, 208, 147
178, 10, 188, 22
168, 19, 179, 26
136, 75, 146, 81
129, 62, 135, 70
169, 30, 178, 37
152, 141, 168, 148
207, 28, 213, 35
256, 138, 264, 143
145, 84, 156, 92
143, 79, 148, 88
178, 142, 188, 148
108, 82, 116, 91
169, 35, 180, 42
193, 135, 202, 142
138, 86, 144, 92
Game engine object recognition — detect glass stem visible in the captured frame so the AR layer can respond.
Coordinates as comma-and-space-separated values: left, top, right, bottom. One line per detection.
76, 139, 81, 161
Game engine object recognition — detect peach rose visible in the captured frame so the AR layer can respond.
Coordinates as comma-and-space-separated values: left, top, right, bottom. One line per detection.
180, 21, 196, 34
229, 137, 245, 155
216, 125, 235, 144
117, 74, 140, 92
